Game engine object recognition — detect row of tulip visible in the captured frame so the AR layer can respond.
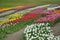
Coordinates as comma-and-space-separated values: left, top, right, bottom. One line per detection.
0, 4, 36, 12
43, 10, 55, 15
21, 12, 41, 21
35, 14, 60, 23
31, 7, 43, 13
0, 8, 11, 12
43, 10, 60, 15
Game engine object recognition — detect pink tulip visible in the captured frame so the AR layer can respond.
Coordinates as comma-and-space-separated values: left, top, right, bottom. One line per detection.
43, 10, 55, 15
35, 14, 60, 22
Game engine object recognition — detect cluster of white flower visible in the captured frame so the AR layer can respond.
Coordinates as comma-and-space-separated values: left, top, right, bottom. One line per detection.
24, 23, 60, 40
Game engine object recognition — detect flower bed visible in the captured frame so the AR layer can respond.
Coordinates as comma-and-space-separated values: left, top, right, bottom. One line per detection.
0, 4, 60, 40
43, 10, 55, 15
24, 23, 60, 40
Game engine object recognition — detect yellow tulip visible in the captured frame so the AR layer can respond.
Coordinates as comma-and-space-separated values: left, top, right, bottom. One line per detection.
9, 19, 16, 21
0, 20, 9, 25
0, 8, 11, 12
0, 13, 24, 25
2, 8, 11, 10
9, 13, 24, 19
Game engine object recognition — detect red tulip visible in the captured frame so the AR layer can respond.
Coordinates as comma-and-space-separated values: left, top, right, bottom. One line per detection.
21, 13, 40, 21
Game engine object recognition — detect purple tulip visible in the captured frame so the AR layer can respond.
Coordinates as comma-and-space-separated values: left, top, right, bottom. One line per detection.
32, 8, 43, 13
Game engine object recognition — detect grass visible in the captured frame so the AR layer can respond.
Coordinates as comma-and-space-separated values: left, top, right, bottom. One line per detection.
0, 0, 60, 8
4, 19, 34, 34
0, 27, 6, 40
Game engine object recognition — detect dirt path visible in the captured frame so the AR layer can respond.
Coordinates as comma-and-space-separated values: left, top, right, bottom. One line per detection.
52, 22, 60, 36
4, 27, 25, 40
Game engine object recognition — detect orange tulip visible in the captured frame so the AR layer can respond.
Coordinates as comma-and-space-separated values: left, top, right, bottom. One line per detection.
54, 10, 60, 13
0, 8, 11, 12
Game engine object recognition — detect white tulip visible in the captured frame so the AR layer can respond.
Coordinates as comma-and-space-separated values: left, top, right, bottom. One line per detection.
24, 23, 60, 40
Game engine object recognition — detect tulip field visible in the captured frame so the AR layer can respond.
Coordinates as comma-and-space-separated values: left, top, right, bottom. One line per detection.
0, 4, 60, 40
